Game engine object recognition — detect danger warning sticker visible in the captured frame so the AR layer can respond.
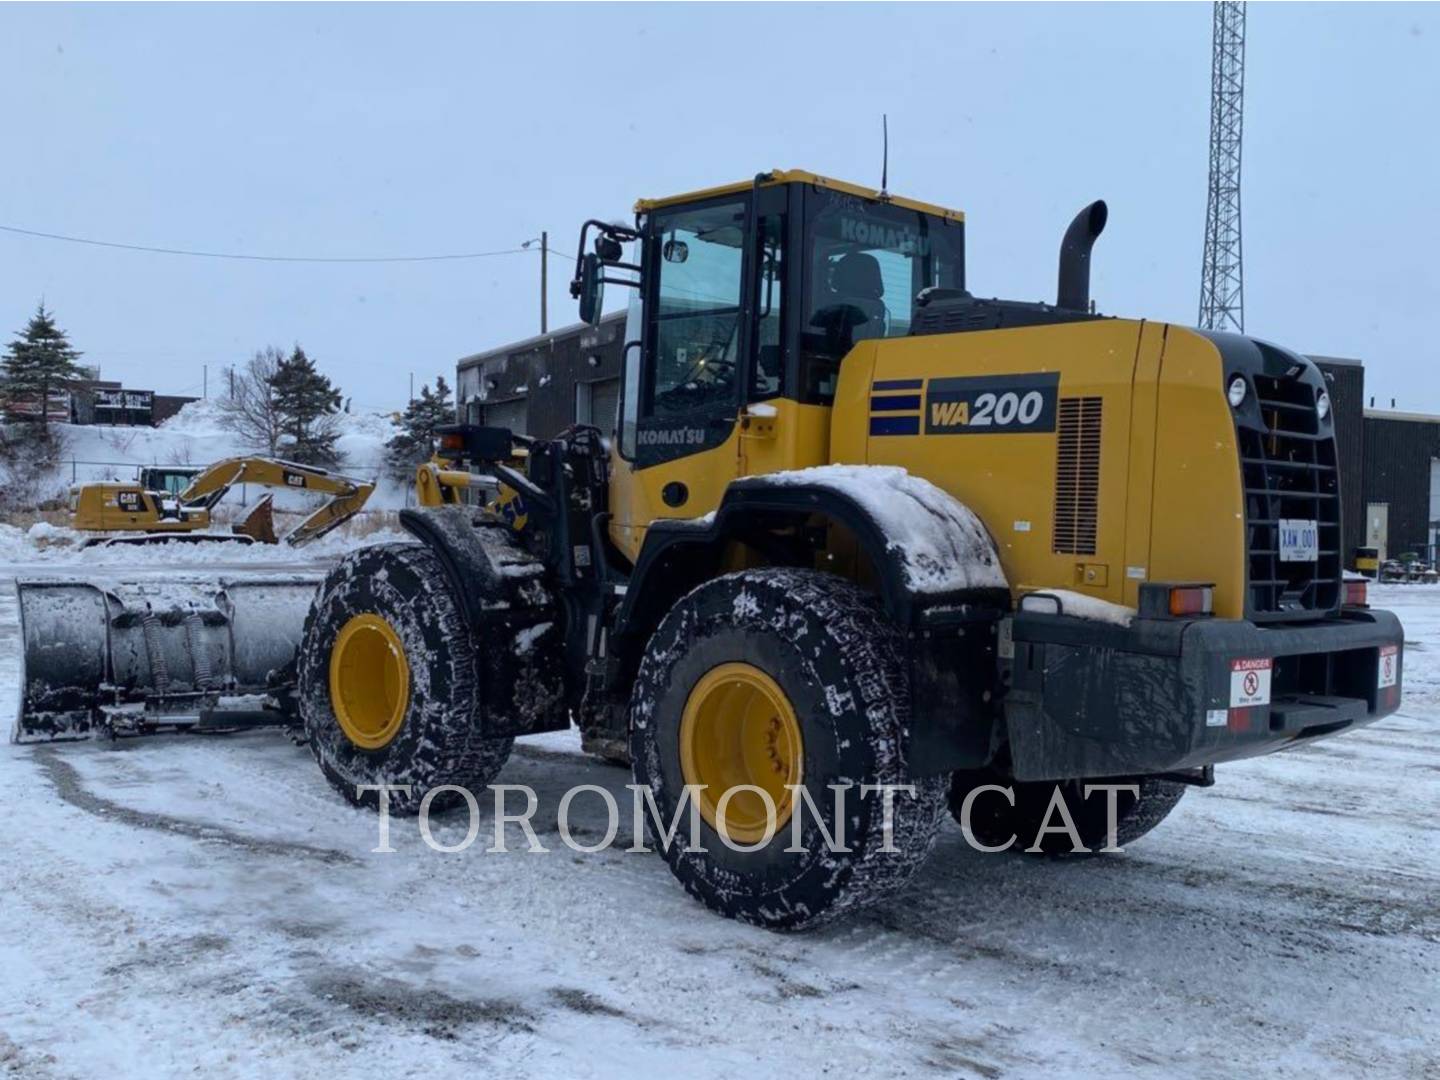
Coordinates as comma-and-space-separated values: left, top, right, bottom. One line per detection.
1230, 658, 1272, 708
1378, 645, 1399, 690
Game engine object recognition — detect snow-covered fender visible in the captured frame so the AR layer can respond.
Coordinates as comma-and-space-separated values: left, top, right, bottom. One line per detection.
618, 465, 1009, 633
398, 506, 567, 735
614, 465, 1012, 774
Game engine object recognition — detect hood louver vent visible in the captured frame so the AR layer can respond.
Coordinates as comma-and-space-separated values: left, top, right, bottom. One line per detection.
1053, 396, 1102, 556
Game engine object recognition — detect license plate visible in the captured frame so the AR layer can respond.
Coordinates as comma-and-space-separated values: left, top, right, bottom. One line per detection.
1278, 519, 1319, 562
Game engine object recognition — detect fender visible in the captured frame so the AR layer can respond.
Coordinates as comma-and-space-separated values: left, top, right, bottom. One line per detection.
399, 506, 551, 625
398, 506, 567, 736
616, 464, 1010, 636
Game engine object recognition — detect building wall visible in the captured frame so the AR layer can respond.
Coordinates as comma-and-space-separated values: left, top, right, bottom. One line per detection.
1363, 412, 1440, 560
456, 313, 627, 439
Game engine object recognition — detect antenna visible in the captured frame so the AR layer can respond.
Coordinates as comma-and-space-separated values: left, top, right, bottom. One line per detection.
880, 114, 890, 198
1199, 1, 1246, 332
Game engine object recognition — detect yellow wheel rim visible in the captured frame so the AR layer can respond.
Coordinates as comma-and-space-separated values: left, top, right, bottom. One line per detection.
679, 662, 804, 844
329, 613, 410, 751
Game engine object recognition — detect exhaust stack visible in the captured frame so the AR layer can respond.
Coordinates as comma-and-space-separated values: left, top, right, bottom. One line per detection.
1056, 200, 1108, 312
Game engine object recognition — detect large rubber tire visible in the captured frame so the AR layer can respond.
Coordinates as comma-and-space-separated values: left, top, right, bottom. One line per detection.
630, 568, 946, 931
298, 542, 512, 815
949, 770, 1186, 856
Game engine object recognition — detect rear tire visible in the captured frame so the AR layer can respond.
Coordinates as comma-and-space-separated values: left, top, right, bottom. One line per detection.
949, 770, 1186, 855
298, 542, 512, 815
630, 568, 946, 930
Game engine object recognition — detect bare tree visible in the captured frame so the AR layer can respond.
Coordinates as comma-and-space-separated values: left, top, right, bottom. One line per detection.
217, 347, 285, 454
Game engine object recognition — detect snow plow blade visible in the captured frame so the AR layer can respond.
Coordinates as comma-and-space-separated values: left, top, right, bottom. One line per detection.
13, 574, 323, 742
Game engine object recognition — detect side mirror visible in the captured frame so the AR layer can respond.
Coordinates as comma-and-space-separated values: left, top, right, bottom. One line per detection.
662, 239, 689, 264
578, 253, 604, 327
595, 235, 624, 262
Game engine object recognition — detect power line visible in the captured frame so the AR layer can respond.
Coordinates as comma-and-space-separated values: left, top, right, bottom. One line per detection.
0, 222, 543, 264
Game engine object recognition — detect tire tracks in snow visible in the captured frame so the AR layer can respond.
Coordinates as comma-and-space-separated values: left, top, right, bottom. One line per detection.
30, 746, 356, 865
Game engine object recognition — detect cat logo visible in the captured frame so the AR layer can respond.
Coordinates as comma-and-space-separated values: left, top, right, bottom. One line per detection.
282, 469, 308, 488
925, 372, 1060, 435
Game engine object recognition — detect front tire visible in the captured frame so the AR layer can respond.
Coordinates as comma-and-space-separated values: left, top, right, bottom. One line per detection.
630, 569, 945, 930
298, 542, 512, 815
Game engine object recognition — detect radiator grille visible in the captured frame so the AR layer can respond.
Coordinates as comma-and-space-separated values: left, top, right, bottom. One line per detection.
1240, 373, 1342, 616
1053, 396, 1102, 556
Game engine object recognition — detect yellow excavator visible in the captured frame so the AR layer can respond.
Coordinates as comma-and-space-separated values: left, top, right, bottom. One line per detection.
68, 457, 377, 547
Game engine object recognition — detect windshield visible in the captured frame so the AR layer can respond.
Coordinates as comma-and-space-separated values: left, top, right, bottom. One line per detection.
645, 200, 747, 419
800, 188, 964, 401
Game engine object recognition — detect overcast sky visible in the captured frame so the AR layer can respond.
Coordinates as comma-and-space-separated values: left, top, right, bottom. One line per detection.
1, 3, 1436, 413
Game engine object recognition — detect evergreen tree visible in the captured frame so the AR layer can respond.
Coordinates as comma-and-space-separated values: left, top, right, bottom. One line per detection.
1, 303, 85, 432
268, 346, 343, 466
385, 375, 454, 480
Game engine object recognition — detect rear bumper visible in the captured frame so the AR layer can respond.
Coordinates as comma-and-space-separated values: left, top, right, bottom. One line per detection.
1002, 606, 1404, 781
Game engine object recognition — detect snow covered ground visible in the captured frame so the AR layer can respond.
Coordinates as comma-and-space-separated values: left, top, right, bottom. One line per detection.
0, 548, 1435, 1078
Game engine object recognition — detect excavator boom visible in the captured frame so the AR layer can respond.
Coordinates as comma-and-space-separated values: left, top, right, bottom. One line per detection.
69, 456, 377, 546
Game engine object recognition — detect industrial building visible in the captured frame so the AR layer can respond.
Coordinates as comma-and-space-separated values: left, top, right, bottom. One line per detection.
455, 335, 1438, 568
456, 313, 625, 438
1363, 408, 1440, 563
3, 372, 198, 427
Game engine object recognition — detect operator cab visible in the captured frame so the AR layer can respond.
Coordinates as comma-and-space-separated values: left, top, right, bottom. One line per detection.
571, 171, 966, 461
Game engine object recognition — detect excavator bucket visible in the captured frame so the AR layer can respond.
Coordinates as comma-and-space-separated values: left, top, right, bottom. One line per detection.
233, 494, 279, 544
12, 573, 323, 742
286, 480, 378, 547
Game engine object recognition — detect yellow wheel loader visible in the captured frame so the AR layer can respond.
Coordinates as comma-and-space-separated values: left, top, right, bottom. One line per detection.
292, 170, 1404, 929
68, 456, 377, 547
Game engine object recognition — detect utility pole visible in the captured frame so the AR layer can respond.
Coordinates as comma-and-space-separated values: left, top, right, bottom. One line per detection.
540, 230, 548, 335
409, 372, 414, 402
203, 364, 208, 399
1199, 1, 1247, 332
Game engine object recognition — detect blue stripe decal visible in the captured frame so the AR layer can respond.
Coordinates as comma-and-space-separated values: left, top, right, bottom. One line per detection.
873, 378, 923, 391
869, 394, 921, 412
869, 415, 920, 436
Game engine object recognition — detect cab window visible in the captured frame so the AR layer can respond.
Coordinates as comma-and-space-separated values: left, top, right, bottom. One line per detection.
646, 200, 747, 418
753, 210, 785, 400
799, 190, 964, 401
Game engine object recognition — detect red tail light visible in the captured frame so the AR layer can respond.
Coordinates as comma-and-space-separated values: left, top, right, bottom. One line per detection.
1169, 586, 1214, 617
1344, 580, 1368, 607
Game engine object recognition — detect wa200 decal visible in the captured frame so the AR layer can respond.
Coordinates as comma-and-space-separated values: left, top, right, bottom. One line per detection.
924, 373, 1060, 435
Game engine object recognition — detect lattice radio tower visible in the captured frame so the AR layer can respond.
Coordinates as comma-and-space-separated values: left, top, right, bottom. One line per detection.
1199, 1, 1246, 332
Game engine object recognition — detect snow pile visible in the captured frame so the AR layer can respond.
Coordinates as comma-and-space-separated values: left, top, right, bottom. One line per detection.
749, 464, 1007, 593
1022, 588, 1136, 626
157, 397, 232, 437
0, 522, 413, 568
22, 401, 408, 509
0, 524, 29, 563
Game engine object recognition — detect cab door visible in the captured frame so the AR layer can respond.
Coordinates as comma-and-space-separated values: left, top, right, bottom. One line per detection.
608, 195, 754, 560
